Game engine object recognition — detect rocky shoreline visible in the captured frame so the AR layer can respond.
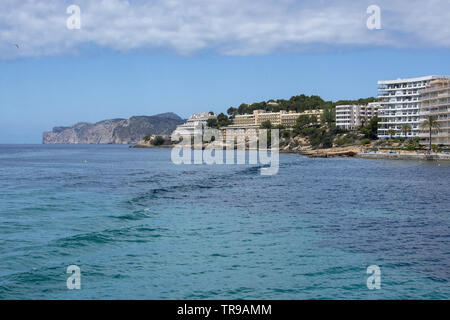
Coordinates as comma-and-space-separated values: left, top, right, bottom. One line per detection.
131, 139, 450, 161
356, 151, 450, 161
291, 146, 450, 161
130, 143, 174, 149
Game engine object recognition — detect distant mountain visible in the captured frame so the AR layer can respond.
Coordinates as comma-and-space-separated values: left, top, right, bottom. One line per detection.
43, 112, 184, 144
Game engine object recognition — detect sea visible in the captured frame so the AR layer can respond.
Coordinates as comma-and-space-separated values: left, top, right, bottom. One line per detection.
0, 144, 449, 299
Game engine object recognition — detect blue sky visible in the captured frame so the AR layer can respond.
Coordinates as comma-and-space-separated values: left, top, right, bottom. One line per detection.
1, 0, 449, 143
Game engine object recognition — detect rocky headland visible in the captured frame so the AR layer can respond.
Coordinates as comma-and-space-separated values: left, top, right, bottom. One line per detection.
43, 113, 184, 144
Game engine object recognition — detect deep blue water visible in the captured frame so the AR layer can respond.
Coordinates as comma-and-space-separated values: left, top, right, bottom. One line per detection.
0, 144, 449, 299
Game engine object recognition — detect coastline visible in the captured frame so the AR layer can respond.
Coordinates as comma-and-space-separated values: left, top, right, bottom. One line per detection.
294, 147, 450, 161
130, 143, 174, 149
355, 151, 450, 161
130, 142, 450, 161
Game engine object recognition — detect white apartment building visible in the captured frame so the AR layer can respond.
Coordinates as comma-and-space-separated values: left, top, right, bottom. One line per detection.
171, 112, 217, 139
335, 102, 379, 130
335, 105, 361, 130
377, 76, 444, 138
419, 78, 450, 146
364, 102, 380, 120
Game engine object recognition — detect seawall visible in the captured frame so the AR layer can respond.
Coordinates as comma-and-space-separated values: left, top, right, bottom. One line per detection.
356, 152, 450, 161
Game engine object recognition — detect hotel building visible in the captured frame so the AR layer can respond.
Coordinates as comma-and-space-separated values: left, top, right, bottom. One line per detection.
377, 76, 444, 138
230, 109, 323, 129
335, 102, 380, 130
419, 78, 450, 146
171, 112, 217, 139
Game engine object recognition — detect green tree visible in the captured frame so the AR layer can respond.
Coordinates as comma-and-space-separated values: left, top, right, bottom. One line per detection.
151, 136, 165, 146
217, 113, 232, 127
143, 135, 152, 142
387, 129, 396, 139
360, 116, 379, 140
334, 97, 378, 106
227, 107, 237, 116
260, 120, 272, 129
322, 107, 335, 125
401, 124, 412, 137
207, 118, 218, 128
282, 130, 291, 139
237, 103, 248, 115
421, 115, 440, 152
296, 115, 311, 128
359, 116, 367, 128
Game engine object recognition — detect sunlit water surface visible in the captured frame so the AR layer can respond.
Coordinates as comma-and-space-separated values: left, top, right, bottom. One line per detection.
0, 144, 449, 299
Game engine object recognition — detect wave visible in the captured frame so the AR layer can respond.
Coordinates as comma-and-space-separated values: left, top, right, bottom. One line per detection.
109, 209, 153, 221
125, 183, 218, 207
53, 225, 168, 249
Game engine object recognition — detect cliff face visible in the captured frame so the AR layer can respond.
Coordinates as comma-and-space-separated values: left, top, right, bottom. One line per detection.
43, 113, 184, 144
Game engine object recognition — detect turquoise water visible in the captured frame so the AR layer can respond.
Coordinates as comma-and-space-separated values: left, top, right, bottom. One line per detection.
0, 144, 449, 299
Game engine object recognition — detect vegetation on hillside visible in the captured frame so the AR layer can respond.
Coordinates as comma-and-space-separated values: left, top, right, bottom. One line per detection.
289, 114, 340, 148
360, 116, 379, 140
204, 94, 378, 150
143, 135, 167, 146
151, 136, 165, 146
282, 112, 379, 149
226, 94, 377, 126
207, 113, 232, 128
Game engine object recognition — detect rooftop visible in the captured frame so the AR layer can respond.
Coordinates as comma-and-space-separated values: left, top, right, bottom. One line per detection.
378, 75, 446, 85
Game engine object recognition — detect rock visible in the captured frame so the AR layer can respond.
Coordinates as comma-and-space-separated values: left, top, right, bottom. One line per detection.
43, 113, 184, 144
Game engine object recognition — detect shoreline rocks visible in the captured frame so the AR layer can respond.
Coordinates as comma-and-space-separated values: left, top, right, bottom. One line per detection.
130, 137, 450, 161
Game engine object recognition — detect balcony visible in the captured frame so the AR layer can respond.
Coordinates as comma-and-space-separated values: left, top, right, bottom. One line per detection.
419, 84, 450, 95
421, 102, 450, 109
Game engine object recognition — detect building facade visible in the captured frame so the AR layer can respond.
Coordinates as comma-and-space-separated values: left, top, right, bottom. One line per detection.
231, 109, 322, 129
171, 112, 217, 139
377, 76, 444, 139
335, 102, 379, 130
364, 102, 380, 121
419, 78, 450, 146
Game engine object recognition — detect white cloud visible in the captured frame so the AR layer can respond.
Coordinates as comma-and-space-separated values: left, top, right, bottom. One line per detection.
0, 0, 449, 59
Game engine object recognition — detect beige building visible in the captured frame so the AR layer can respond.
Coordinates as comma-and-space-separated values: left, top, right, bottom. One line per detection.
231, 109, 322, 128
233, 114, 258, 127
419, 78, 450, 145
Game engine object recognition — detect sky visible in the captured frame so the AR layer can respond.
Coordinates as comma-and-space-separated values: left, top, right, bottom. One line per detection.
1, 0, 449, 143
